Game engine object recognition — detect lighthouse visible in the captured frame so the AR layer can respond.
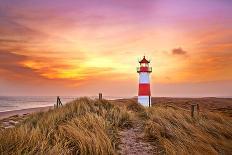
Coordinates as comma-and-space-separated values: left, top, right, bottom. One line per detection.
137, 56, 152, 107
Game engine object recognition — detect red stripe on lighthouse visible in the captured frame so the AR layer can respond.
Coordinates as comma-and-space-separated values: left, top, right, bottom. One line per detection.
138, 83, 151, 96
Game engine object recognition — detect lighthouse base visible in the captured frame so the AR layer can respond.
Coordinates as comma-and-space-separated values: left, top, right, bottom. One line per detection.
138, 96, 151, 107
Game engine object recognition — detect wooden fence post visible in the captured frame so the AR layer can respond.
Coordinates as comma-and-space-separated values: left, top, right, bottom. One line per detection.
99, 93, 102, 100
57, 96, 59, 108
191, 105, 195, 118
56, 96, 63, 108
191, 104, 200, 118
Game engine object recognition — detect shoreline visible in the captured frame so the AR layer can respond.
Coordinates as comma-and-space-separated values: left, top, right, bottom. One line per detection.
0, 106, 53, 119
1, 97, 231, 120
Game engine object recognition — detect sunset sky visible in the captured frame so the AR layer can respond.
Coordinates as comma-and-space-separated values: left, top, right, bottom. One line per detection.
0, 0, 232, 97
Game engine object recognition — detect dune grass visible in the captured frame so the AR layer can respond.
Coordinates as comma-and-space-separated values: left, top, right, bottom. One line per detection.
144, 104, 232, 155
0, 98, 231, 154
0, 98, 132, 155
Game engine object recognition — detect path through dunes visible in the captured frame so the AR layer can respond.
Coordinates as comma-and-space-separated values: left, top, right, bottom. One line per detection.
118, 119, 164, 155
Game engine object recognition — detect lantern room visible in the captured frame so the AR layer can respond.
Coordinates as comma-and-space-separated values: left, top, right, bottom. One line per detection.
137, 56, 152, 73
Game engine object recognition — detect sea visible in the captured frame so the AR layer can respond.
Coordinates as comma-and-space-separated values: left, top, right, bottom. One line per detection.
0, 96, 123, 112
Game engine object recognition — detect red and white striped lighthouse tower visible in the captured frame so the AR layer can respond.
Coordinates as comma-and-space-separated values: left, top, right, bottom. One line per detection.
137, 56, 152, 107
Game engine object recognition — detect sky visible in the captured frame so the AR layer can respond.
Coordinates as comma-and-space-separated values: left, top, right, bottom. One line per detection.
0, 0, 232, 97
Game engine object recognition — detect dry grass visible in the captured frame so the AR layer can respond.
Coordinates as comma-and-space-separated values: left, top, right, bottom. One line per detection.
0, 98, 132, 155
144, 104, 232, 155
1, 97, 231, 154
151, 97, 232, 117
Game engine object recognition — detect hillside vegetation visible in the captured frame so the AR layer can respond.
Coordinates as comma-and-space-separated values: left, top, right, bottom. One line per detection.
144, 104, 232, 154
0, 98, 231, 155
0, 98, 132, 154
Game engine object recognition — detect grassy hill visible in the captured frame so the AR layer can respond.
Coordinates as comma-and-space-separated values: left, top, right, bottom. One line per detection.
0, 98, 231, 154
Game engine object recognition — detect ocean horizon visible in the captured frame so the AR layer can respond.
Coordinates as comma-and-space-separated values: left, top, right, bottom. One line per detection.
0, 96, 125, 112
1, 95, 231, 112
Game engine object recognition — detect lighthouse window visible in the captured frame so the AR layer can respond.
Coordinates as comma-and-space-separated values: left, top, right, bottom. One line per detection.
141, 63, 148, 67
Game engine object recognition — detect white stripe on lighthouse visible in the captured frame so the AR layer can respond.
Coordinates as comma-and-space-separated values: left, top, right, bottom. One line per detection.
139, 72, 150, 83
138, 96, 151, 107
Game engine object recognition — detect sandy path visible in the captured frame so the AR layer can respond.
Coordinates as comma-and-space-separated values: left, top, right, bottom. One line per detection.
118, 121, 163, 155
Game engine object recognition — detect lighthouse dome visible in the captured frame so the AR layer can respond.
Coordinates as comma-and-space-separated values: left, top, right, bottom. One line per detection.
139, 56, 150, 63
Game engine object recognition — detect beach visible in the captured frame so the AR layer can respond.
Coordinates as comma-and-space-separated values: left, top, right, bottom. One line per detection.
0, 106, 52, 119
0, 96, 75, 129
0, 106, 53, 130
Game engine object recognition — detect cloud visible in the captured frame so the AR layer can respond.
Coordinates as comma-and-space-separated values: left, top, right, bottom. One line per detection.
0, 50, 117, 88
0, 51, 44, 83
172, 47, 187, 55
0, 51, 64, 81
